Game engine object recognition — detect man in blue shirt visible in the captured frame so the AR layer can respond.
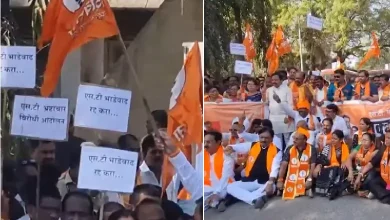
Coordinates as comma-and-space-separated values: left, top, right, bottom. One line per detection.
355, 70, 379, 102
329, 69, 354, 102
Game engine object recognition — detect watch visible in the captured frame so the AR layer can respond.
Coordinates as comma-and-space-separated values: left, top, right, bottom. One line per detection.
306, 178, 312, 182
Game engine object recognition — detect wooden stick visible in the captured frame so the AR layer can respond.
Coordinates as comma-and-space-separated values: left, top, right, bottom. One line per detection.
35, 163, 41, 220
116, 34, 163, 141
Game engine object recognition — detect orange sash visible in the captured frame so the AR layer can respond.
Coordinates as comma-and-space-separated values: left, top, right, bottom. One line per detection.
355, 82, 370, 98
355, 145, 376, 167
383, 84, 390, 97
204, 94, 223, 102
328, 143, 350, 167
283, 145, 312, 200
317, 132, 332, 152
229, 136, 245, 145
244, 142, 278, 177
334, 83, 346, 102
204, 146, 233, 186
380, 147, 390, 185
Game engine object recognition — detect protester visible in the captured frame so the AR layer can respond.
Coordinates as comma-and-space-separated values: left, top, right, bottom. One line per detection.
203, 131, 234, 212
379, 74, 390, 101
225, 127, 281, 208
352, 117, 373, 148
315, 118, 333, 152
332, 69, 354, 102
355, 70, 379, 102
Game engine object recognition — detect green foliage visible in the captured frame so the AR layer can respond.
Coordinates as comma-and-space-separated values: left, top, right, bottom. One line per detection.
204, 0, 273, 79
205, 0, 390, 76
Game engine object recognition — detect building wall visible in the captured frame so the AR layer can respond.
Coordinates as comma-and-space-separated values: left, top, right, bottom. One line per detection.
100, 0, 203, 141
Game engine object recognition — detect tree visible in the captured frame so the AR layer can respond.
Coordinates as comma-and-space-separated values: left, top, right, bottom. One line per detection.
204, 0, 273, 79
275, 0, 390, 70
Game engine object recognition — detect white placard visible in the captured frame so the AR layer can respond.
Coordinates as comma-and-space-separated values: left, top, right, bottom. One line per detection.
229, 43, 246, 56
234, 60, 253, 75
74, 84, 132, 132
307, 14, 323, 31
77, 146, 139, 193
385, 64, 389, 70
11, 95, 69, 141
1, 46, 36, 88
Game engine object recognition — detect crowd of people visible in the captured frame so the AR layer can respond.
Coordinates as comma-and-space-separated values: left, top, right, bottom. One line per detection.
203, 67, 390, 212
1, 112, 203, 220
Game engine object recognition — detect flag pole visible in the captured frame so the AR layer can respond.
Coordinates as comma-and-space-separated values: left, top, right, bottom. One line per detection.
298, 18, 304, 71
116, 34, 164, 140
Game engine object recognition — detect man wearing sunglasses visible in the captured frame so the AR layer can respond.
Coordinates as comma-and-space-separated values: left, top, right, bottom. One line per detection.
332, 69, 354, 102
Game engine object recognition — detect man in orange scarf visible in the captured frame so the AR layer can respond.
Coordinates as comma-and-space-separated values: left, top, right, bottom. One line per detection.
379, 74, 390, 101
204, 131, 235, 212
224, 127, 282, 209
277, 127, 317, 199
354, 128, 390, 204
289, 71, 314, 109
355, 70, 379, 102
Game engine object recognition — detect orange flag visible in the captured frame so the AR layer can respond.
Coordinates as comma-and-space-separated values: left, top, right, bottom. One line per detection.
39, 0, 119, 97
243, 23, 256, 61
275, 26, 291, 56
265, 35, 279, 75
163, 42, 203, 200
358, 32, 381, 69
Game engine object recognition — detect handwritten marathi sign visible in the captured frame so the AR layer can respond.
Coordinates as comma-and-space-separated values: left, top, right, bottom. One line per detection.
229, 43, 246, 56
0, 46, 36, 88
10, 95, 69, 141
74, 84, 132, 132
77, 146, 139, 193
234, 60, 253, 75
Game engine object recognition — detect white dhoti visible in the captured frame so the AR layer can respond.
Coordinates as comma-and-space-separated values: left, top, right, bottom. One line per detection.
227, 180, 275, 205
204, 185, 228, 208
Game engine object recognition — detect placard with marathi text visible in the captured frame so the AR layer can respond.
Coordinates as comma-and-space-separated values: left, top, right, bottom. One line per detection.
74, 84, 132, 132
10, 95, 69, 141
77, 146, 139, 193
1, 46, 36, 88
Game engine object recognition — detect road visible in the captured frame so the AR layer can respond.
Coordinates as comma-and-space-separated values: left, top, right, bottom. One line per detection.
205, 196, 389, 220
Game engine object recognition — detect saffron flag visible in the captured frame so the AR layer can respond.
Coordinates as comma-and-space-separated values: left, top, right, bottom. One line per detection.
358, 32, 381, 69
265, 26, 291, 75
163, 42, 203, 200
243, 23, 256, 61
39, 0, 119, 97
275, 26, 291, 57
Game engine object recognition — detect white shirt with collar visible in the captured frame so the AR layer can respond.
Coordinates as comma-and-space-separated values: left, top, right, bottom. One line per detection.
266, 84, 295, 134
139, 161, 179, 201
314, 87, 331, 118
280, 102, 322, 132
331, 115, 350, 138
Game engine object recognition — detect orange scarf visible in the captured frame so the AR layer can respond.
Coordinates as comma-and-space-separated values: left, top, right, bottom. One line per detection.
328, 143, 350, 167
382, 84, 390, 97
244, 143, 279, 177
204, 146, 233, 186
380, 147, 390, 185
333, 83, 346, 102
355, 81, 370, 99
355, 144, 376, 167
290, 82, 305, 109
283, 144, 312, 200
317, 132, 332, 153
204, 94, 223, 102
229, 136, 245, 145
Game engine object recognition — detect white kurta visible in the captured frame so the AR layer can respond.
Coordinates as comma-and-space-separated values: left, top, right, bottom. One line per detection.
314, 87, 330, 119
266, 85, 295, 134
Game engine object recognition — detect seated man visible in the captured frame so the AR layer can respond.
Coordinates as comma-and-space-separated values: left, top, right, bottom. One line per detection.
354, 128, 390, 204
277, 128, 317, 199
204, 131, 235, 212
225, 127, 282, 209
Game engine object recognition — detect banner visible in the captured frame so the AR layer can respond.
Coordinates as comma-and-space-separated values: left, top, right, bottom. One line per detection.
204, 101, 390, 134
204, 102, 264, 132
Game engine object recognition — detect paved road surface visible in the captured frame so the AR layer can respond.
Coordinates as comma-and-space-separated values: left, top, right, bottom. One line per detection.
205, 196, 389, 220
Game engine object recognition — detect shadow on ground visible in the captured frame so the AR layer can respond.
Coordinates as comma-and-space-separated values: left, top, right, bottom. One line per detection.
205, 196, 389, 220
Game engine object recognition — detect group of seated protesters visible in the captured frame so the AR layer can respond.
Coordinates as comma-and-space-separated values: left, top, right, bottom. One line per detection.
204, 110, 390, 212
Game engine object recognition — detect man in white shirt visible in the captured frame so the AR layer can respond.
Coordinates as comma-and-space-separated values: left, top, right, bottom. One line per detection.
324, 104, 350, 138
265, 70, 295, 150
273, 92, 321, 133
313, 76, 330, 120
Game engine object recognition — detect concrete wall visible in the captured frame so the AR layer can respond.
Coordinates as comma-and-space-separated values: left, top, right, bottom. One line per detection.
104, 0, 203, 140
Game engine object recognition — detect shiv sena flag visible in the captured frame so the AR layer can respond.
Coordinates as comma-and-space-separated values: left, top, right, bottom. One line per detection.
162, 42, 203, 200
38, 0, 119, 97
243, 23, 256, 61
358, 32, 381, 69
